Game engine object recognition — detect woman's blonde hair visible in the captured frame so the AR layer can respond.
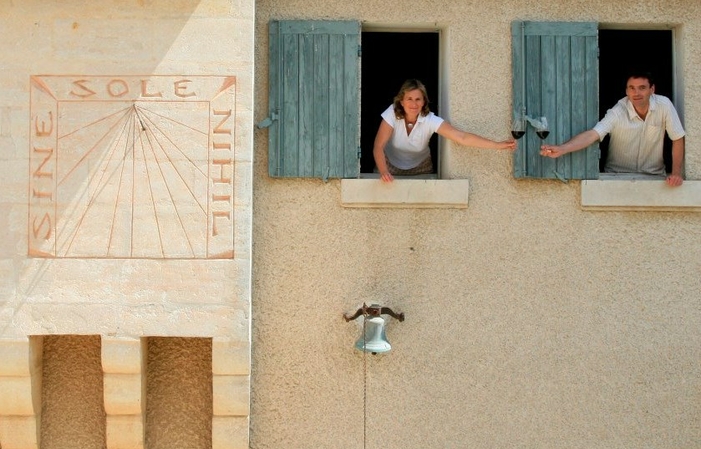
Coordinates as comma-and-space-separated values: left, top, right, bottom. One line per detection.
392, 79, 431, 119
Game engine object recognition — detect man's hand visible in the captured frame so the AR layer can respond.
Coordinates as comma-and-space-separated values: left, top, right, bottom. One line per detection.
666, 173, 683, 187
540, 144, 567, 158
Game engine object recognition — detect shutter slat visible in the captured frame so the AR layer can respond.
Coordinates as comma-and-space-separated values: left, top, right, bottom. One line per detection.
540, 35, 558, 178
313, 34, 330, 178
342, 31, 360, 177
569, 35, 588, 178
511, 22, 526, 178
328, 34, 344, 178
525, 34, 543, 177
584, 36, 600, 177
281, 33, 300, 177
268, 21, 282, 177
298, 34, 315, 176
554, 35, 572, 178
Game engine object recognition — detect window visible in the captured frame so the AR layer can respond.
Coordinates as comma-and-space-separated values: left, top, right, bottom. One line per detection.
360, 31, 439, 175
511, 22, 679, 181
264, 20, 464, 208
598, 29, 675, 174
514, 23, 701, 210
263, 21, 441, 181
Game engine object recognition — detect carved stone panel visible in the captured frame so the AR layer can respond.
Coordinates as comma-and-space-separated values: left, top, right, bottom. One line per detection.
29, 76, 236, 259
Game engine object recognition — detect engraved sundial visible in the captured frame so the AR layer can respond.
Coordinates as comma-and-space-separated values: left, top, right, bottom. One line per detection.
29, 75, 236, 259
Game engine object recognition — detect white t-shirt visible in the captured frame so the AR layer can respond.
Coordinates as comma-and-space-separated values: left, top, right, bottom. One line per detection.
380, 105, 444, 169
593, 94, 685, 175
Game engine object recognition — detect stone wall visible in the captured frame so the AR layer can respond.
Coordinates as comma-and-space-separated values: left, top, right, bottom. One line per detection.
0, 0, 253, 448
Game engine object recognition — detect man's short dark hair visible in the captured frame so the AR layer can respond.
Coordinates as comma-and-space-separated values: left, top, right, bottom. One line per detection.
625, 69, 655, 87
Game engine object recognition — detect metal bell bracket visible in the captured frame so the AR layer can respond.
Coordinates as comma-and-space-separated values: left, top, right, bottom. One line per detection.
343, 303, 405, 322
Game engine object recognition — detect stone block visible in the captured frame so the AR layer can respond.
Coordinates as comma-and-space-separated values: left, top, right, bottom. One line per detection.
106, 415, 144, 449
0, 415, 38, 449
212, 338, 250, 375
103, 373, 142, 415
212, 375, 249, 416
102, 337, 143, 374
212, 416, 249, 449
0, 376, 34, 415
0, 339, 30, 376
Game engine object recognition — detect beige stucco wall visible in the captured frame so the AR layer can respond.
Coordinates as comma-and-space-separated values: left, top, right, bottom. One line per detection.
252, 1, 701, 449
0, 0, 253, 448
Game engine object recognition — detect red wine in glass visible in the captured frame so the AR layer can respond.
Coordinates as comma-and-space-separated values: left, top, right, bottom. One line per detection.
535, 117, 549, 140
511, 115, 526, 140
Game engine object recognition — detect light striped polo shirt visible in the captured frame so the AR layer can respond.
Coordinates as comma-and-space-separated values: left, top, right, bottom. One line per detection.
593, 94, 685, 175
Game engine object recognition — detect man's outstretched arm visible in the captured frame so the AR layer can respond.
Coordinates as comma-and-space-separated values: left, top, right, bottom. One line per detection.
540, 129, 600, 158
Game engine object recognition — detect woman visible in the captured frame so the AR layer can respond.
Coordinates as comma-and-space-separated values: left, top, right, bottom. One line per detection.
373, 79, 516, 182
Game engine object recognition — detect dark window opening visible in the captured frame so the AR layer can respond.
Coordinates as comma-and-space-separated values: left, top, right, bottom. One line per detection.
360, 31, 440, 174
598, 29, 674, 173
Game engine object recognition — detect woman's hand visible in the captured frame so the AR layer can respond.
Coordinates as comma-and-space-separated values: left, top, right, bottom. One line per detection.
379, 171, 394, 183
497, 139, 517, 151
373, 121, 394, 182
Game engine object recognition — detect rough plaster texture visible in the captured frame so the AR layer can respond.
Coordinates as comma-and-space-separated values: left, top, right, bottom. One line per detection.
145, 338, 213, 449
41, 335, 107, 449
252, 1, 701, 449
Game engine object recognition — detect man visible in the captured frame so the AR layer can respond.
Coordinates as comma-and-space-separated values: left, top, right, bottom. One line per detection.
540, 71, 685, 186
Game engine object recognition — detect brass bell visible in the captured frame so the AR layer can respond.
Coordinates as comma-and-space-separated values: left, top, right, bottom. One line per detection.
344, 303, 405, 355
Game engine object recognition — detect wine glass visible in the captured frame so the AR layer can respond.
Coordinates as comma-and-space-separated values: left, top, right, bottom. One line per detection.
535, 116, 549, 140
511, 114, 526, 140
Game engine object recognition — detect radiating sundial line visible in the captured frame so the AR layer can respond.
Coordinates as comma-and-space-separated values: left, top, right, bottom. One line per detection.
131, 106, 142, 257
55, 110, 133, 254
57, 107, 134, 188
142, 122, 197, 257
138, 105, 209, 136
106, 110, 142, 257
139, 124, 166, 259
140, 111, 208, 215
138, 106, 209, 179
105, 113, 135, 258
58, 105, 133, 139
61, 113, 137, 256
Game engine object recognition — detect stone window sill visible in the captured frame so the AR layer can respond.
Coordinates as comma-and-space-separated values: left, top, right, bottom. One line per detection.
581, 174, 701, 211
341, 176, 469, 208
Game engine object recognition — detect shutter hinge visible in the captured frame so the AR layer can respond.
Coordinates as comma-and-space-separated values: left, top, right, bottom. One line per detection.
357, 146, 362, 159
256, 111, 278, 129
358, 45, 362, 57
552, 170, 568, 184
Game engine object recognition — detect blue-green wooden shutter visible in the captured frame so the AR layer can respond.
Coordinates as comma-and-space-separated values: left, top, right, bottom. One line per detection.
512, 21, 599, 180
266, 20, 360, 179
